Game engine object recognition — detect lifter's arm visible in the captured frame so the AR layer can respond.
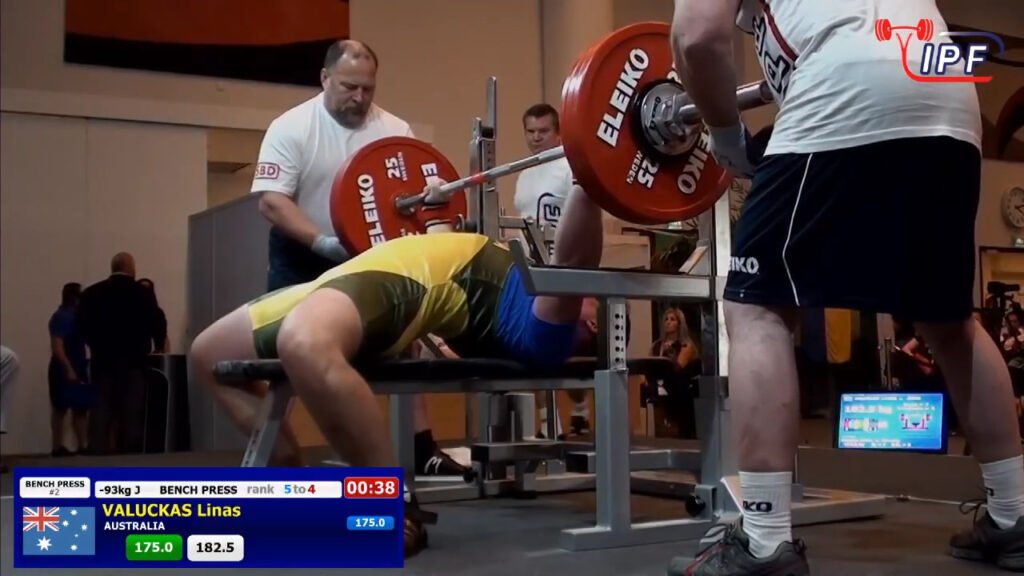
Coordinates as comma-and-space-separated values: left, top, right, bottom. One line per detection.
407, 181, 462, 358
532, 184, 604, 324
670, 0, 743, 128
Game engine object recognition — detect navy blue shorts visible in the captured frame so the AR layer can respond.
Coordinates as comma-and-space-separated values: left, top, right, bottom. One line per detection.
48, 362, 95, 411
724, 136, 980, 322
495, 267, 579, 366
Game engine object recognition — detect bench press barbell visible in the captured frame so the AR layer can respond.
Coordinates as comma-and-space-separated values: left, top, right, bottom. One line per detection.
391, 80, 771, 215
330, 22, 775, 255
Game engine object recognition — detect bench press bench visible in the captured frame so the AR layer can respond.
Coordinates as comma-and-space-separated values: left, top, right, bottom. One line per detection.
212, 356, 674, 476
212, 354, 735, 551
213, 355, 678, 480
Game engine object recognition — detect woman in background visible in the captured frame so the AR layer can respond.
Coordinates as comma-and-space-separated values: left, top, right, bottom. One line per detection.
649, 306, 700, 438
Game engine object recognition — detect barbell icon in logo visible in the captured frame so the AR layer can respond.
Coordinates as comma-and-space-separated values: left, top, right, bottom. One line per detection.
874, 18, 934, 42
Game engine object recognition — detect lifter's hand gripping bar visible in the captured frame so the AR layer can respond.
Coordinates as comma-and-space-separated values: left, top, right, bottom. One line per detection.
394, 80, 773, 214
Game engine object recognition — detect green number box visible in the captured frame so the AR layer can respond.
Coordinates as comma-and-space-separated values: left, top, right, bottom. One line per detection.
125, 534, 183, 561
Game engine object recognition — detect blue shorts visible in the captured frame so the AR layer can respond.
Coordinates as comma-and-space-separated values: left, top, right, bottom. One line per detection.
495, 267, 579, 367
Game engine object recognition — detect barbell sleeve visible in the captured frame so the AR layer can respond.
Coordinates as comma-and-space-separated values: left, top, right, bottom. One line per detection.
736, 80, 775, 114
670, 80, 774, 126
394, 80, 774, 213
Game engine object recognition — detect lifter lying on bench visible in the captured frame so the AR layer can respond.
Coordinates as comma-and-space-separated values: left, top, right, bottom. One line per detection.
190, 181, 608, 558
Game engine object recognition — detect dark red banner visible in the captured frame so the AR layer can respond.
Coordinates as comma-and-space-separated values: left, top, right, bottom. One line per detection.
64, 0, 350, 86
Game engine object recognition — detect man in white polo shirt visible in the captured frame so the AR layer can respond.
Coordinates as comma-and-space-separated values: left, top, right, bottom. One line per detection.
253, 40, 410, 289
251, 39, 467, 479
513, 103, 590, 438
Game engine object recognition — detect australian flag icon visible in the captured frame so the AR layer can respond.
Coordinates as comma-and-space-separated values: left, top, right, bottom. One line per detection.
22, 506, 95, 556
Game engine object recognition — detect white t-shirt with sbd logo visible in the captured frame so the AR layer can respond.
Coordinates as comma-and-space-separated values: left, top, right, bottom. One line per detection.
737, 0, 981, 155
251, 93, 414, 236
513, 157, 574, 256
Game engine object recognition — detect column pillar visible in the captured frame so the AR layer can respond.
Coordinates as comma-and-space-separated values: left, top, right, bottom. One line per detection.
540, 0, 616, 106
540, 0, 619, 232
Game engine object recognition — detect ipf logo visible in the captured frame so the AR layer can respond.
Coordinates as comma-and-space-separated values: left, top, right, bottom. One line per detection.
874, 18, 1004, 83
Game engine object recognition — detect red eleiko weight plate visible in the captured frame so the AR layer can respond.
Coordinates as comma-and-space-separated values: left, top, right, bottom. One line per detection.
331, 137, 465, 256
561, 22, 733, 225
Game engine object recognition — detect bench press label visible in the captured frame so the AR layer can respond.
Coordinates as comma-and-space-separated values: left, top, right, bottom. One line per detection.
14, 467, 405, 569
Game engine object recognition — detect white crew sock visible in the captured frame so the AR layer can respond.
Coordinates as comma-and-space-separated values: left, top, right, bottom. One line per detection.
572, 402, 589, 418
739, 471, 793, 559
981, 455, 1024, 529
403, 483, 412, 504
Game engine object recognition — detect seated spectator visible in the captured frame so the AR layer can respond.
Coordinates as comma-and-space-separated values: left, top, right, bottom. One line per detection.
0, 345, 20, 473
899, 334, 939, 384
892, 318, 943, 390
48, 282, 93, 456
893, 318, 963, 435
647, 307, 700, 438
1001, 310, 1024, 359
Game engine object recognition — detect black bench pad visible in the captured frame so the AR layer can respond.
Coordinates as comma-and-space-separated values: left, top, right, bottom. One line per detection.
213, 356, 674, 384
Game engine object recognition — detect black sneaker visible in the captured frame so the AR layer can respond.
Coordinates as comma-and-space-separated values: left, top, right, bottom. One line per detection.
403, 497, 437, 558
667, 521, 809, 576
419, 450, 476, 482
950, 498, 1024, 571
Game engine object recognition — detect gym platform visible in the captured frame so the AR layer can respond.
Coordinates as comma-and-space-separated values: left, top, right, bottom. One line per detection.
0, 446, 992, 576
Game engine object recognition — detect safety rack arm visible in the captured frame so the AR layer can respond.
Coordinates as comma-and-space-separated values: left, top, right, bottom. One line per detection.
508, 239, 713, 301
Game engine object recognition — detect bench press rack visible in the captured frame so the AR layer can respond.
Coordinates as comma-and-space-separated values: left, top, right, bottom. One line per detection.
211, 77, 887, 552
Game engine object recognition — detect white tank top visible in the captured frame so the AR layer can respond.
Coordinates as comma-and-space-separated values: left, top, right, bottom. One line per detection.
739, 0, 982, 155
513, 158, 573, 256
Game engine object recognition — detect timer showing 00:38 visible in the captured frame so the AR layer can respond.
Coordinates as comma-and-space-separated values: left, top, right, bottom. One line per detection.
343, 477, 399, 498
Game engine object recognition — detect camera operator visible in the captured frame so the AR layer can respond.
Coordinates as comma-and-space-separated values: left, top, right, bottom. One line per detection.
986, 281, 1021, 315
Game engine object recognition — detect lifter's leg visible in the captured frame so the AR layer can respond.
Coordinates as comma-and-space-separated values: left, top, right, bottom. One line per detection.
916, 318, 1024, 567
275, 289, 394, 468
276, 289, 434, 558
532, 185, 604, 324
190, 307, 302, 466
723, 301, 802, 557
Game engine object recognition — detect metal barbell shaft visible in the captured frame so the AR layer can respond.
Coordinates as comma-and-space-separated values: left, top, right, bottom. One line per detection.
395, 145, 566, 212
395, 80, 773, 213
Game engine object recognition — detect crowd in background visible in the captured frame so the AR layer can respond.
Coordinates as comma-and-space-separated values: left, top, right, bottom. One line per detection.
0, 251, 168, 473
644, 297, 1024, 444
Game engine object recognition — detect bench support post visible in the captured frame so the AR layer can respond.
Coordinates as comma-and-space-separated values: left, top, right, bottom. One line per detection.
389, 395, 416, 479
241, 380, 292, 468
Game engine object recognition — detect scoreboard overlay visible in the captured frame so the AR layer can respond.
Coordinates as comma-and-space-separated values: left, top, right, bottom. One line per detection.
14, 467, 405, 568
